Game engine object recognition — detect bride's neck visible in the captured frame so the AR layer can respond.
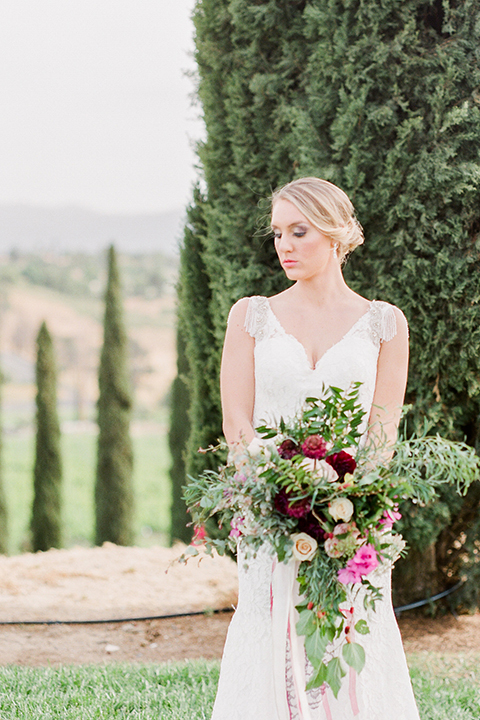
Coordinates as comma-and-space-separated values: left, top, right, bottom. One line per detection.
291, 267, 353, 308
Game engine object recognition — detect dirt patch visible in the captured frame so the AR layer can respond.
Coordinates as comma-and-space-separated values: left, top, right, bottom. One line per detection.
0, 544, 479, 666
0, 543, 238, 623
399, 612, 480, 655
0, 614, 233, 667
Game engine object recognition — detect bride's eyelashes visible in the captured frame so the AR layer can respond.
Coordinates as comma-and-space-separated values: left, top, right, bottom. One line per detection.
271, 227, 308, 240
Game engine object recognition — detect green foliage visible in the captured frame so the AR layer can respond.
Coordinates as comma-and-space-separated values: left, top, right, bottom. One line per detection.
178, 189, 224, 480
168, 324, 192, 544
0, 380, 7, 554
95, 245, 134, 546
178, 0, 480, 605
31, 322, 63, 552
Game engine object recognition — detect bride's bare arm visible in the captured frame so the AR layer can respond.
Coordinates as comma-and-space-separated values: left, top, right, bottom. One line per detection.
368, 307, 409, 460
220, 298, 256, 447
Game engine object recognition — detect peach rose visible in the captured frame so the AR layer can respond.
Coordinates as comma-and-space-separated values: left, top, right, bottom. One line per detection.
291, 533, 318, 562
328, 497, 354, 522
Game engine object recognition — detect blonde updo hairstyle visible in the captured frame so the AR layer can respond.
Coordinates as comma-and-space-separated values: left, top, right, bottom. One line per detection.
271, 177, 364, 262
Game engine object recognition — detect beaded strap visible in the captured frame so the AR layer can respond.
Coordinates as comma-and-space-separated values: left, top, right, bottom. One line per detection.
370, 301, 398, 343
244, 296, 270, 340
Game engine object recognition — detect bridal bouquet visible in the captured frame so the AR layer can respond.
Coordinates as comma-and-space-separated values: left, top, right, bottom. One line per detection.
182, 384, 479, 696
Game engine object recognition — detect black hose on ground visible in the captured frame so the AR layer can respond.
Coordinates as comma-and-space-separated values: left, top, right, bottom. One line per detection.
0, 581, 464, 625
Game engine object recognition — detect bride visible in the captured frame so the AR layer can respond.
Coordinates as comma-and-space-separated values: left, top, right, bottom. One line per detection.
213, 177, 419, 719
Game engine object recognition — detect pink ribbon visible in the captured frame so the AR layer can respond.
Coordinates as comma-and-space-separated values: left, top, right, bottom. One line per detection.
345, 607, 360, 716
321, 686, 333, 720
349, 667, 359, 716
271, 557, 313, 720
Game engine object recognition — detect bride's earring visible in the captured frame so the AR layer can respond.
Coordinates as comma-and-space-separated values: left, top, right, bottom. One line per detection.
332, 243, 339, 259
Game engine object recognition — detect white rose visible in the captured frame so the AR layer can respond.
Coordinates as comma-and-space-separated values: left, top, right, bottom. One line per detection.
328, 497, 354, 522
246, 437, 266, 457
291, 533, 318, 562
317, 459, 339, 483
300, 458, 338, 484
299, 457, 316, 472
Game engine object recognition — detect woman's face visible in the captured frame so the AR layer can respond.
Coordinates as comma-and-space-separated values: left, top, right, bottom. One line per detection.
271, 199, 334, 281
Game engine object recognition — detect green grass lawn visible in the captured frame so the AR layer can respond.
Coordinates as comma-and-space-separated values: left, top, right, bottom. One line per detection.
0, 661, 219, 719
3, 430, 172, 555
409, 653, 480, 719
0, 654, 478, 719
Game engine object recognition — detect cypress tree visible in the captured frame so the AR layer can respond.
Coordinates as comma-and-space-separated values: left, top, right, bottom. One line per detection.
95, 245, 134, 546
180, 0, 480, 605
295, 0, 480, 605
179, 189, 223, 480
0, 376, 8, 554
31, 322, 62, 552
168, 322, 192, 544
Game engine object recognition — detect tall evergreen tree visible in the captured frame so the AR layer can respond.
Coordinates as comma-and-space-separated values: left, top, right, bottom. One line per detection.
0, 375, 8, 554
178, 0, 480, 605
31, 322, 62, 552
168, 322, 192, 544
179, 189, 223, 480
95, 245, 134, 546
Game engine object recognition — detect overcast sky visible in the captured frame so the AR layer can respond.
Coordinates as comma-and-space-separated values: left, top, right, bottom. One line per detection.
0, 1, 203, 215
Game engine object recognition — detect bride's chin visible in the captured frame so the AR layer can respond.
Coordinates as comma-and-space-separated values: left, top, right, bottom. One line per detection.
282, 267, 301, 279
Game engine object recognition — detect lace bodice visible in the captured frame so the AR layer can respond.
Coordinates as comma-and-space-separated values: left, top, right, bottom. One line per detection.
241, 296, 397, 430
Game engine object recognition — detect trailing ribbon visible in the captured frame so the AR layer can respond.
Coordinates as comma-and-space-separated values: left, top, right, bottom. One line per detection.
271, 557, 313, 720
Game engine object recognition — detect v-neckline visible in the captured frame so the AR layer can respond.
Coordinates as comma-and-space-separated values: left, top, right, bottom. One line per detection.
265, 299, 374, 371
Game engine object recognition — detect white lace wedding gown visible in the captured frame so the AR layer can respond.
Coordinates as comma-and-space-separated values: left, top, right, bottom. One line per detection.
211, 296, 420, 720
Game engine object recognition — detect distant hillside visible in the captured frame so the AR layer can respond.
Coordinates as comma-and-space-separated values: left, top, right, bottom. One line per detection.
0, 205, 185, 256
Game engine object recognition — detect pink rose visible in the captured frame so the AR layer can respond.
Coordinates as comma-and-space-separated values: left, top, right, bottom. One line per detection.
333, 522, 360, 538
324, 537, 343, 558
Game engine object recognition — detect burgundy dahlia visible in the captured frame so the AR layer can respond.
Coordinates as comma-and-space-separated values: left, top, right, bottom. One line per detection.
274, 488, 310, 518
298, 512, 325, 541
278, 439, 301, 460
301, 434, 327, 460
325, 451, 356, 477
